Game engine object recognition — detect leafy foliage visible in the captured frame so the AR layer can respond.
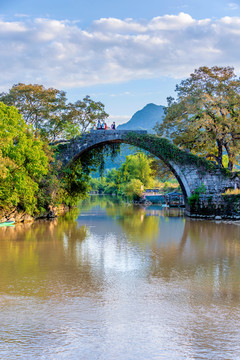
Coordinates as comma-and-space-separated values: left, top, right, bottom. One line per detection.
0, 84, 111, 214
123, 179, 144, 200
0, 102, 49, 213
58, 162, 90, 206
0, 84, 108, 142
0, 83, 67, 140
155, 66, 240, 170
90, 152, 160, 200
187, 184, 206, 207
63, 95, 108, 136
123, 132, 221, 173
54, 142, 122, 207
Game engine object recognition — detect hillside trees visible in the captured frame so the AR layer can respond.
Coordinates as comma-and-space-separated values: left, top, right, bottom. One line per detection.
0, 84, 108, 142
90, 152, 160, 199
118, 152, 155, 186
155, 66, 240, 170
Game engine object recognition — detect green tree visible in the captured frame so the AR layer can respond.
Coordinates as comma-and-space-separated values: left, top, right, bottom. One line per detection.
0, 84, 109, 142
59, 161, 90, 206
0, 102, 49, 213
90, 152, 160, 197
64, 95, 108, 135
155, 66, 240, 170
0, 83, 67, 140
123, 179, 144, 200
119, 152, 155, 186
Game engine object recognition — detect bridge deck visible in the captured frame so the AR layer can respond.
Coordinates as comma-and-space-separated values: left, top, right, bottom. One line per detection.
89, 129, 147, 135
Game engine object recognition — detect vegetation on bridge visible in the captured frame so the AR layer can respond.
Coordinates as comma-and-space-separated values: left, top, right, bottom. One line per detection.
123, 132, 233, 177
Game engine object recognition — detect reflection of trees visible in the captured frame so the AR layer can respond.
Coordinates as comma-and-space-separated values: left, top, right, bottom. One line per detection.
0, 213, 103, 299
80, 196, 183, 245
80, 195, 161, 243
148, 218, 240, 301
79, 195, 124, 212
79, 197, 240, 304
115, 207, 160, 244
1, 195, 240, 304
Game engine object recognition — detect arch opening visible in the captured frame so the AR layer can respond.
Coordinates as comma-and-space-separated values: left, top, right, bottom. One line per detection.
69, 138, 190, 203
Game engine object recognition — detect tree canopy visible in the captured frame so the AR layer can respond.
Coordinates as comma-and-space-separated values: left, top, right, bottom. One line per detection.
0, 84, 110, 215
0, 84, 108, 142
155, 66, 240, 170
0, 102, 49, 213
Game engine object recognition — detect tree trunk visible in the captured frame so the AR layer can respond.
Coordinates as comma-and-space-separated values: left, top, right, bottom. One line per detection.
216, 139, 223, 167
224, 142, 234, 171
228, 160, 233, 171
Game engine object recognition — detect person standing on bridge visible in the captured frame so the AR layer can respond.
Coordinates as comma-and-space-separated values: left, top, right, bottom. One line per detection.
97, 120, 101, 130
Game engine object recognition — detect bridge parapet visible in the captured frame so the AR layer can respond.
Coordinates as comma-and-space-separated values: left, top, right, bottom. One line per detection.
89, 129, 147, 134
58, 130, 147, 167
85, 129, 147, 143
88, 130, 147, 140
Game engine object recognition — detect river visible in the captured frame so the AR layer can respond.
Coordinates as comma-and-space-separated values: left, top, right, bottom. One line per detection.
0, 196, 240, 360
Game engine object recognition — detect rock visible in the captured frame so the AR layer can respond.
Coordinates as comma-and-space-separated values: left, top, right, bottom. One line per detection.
22, 214, 34, 222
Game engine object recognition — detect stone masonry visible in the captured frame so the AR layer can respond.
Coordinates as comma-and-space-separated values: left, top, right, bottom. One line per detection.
57, 130, 240, 218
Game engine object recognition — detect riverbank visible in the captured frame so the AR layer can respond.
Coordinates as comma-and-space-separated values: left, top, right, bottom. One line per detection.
0, 204, 70, 223
185, 193, 240, 220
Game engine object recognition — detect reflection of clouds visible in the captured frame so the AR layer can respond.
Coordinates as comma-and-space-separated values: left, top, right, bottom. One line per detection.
77, 232, 143, 272
74, 202, 187, 274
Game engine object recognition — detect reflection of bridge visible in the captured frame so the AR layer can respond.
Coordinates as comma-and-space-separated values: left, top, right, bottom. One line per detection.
57, 130, 239, 207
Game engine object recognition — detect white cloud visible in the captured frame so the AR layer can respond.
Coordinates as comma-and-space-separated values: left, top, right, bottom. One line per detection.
1, 13, 240, 91
92, 17, 147, 33
149, 12, 195, 30
228, 2, 239, 10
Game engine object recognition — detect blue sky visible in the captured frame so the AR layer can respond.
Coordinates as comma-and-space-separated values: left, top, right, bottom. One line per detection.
1, 0, 240, 124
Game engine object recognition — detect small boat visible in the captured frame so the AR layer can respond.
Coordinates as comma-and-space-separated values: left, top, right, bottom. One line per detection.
0, 221, 15, 227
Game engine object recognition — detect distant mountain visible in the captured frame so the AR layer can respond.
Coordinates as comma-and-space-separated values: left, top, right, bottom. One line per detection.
91, 103, 165, 176
117, 103, 165, 132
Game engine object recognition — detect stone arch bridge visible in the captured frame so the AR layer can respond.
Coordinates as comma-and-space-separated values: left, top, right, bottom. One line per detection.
57, 130, 240, 203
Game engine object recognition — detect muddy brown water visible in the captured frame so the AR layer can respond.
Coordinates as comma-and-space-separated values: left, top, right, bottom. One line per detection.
0, 196, 240, 360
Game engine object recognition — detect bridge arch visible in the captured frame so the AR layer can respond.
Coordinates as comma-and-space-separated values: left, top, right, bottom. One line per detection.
58, 130, 239, 203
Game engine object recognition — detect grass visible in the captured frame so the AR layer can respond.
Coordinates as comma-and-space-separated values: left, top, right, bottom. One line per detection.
222, 188, 240, 195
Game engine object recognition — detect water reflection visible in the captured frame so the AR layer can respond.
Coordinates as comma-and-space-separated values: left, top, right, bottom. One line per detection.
0, 196, 240, 359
